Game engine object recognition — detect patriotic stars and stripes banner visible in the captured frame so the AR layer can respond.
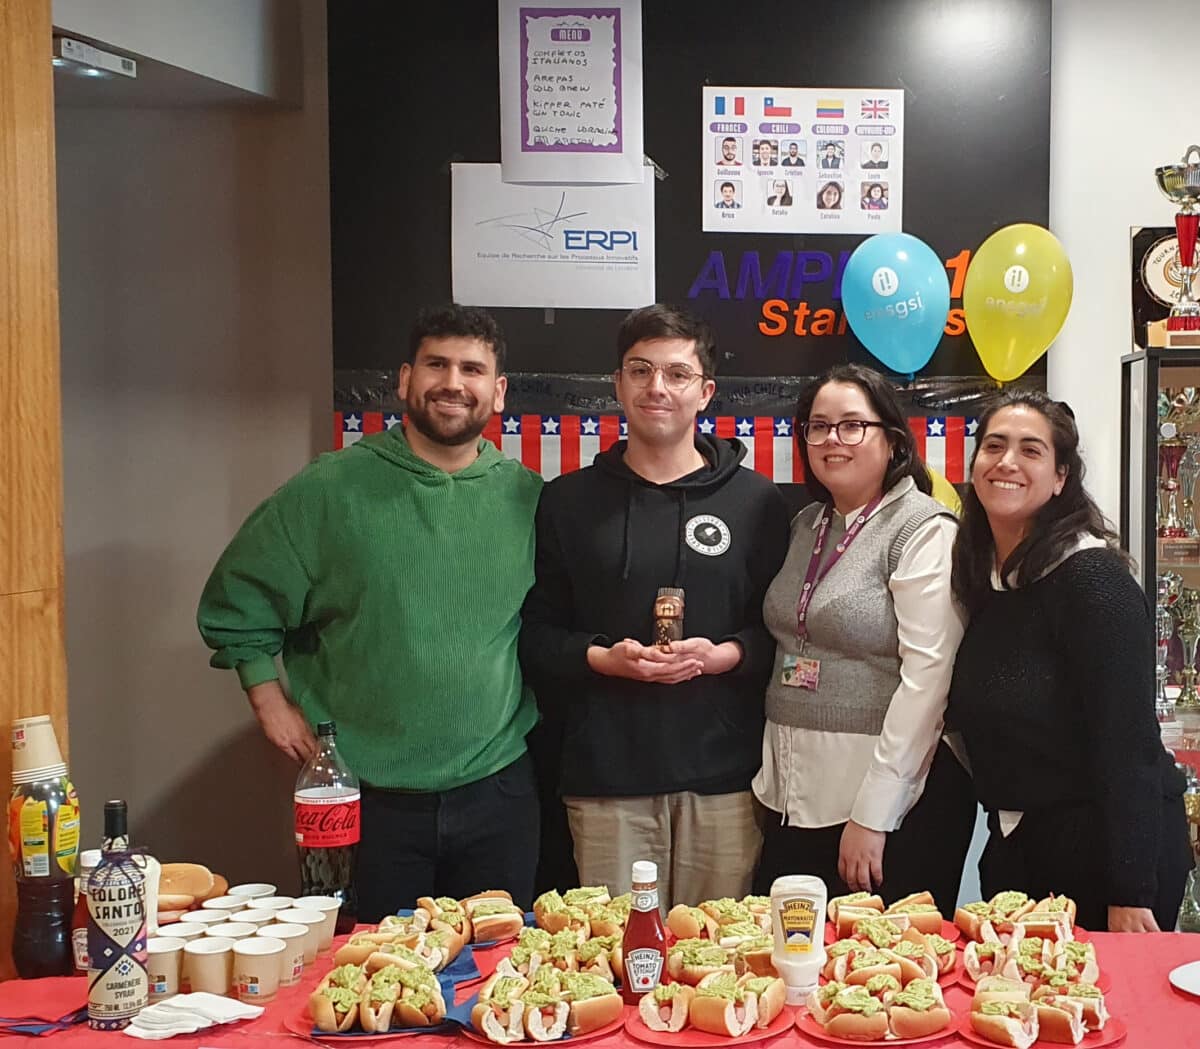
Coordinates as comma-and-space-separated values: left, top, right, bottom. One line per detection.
334, 413, 980, 484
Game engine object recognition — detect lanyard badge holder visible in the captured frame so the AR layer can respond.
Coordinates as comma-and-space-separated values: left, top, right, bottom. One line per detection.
782, 496, 882, 691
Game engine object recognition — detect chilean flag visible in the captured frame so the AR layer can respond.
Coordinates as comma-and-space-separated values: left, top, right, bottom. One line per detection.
763, 96, 792, 117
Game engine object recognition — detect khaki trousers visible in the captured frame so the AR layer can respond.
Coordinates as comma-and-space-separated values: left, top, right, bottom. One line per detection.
563, 791, 762, 908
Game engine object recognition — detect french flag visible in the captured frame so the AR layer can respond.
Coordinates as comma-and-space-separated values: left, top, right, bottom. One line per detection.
714, 95, 745, 116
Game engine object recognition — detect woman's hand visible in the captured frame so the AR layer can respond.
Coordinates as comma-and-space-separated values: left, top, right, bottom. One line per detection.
1107, 906, 1160, 932
838, 820, 886, 892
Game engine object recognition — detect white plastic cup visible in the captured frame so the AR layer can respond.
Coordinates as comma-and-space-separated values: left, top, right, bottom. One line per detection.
183, 936, 235, 995
159, 921, 206, 942
233, 936, 285, 1003
178, 910, 230, 926
253, 896, 295, 912
293, 895, 342, 952
228, 882, 276, 900
260, 922, 307, 986
146, 937, 186, 1002
273, 908, 323, 963
235, 908, 277, 929
10, 715, 65, 777
200, 895, 247, 916
205, 921, 257, 941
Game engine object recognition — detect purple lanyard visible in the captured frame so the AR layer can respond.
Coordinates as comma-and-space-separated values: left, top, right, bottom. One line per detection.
796, 496, 883, 642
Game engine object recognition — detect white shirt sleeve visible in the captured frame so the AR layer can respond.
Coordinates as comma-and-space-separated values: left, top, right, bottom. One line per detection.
849, 515, 963, 832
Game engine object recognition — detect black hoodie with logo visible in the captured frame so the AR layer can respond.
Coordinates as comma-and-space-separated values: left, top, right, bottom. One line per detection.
520, 435, 790, 797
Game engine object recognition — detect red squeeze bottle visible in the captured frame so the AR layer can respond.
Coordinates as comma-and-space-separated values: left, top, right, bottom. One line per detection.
620, 860, 666, 1005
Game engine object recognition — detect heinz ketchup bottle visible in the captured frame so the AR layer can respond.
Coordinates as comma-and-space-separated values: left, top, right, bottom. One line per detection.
620, 860, 666, 1005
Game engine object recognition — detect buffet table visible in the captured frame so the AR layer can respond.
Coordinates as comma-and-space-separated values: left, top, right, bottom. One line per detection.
0, 932, 1195, 1047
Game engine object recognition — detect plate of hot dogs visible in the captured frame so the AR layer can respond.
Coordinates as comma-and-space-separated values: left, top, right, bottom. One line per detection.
462, 967, 625, 1045
825, 891, 960, 946
957, 974, 1122, 1047
626, 973, 792, 1045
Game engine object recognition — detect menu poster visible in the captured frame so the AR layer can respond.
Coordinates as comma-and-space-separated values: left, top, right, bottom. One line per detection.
499, 0, 644, 183
702, 86, 904, 235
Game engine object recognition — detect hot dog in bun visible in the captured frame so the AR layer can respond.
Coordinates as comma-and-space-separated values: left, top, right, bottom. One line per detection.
638, 982, 695, 1032
738, 973, 785, 1028
968, 1000, 1039, 1048
821, 985, 890, 1041
471, 973, 528, 1044
560, 972, 622, 1036
827, 892, 885, 925
310, 963, 366, 1033
667, 938, 733, 985
667, 905, 718, 941
1031, 994, 1086, 1045
688, 971, 756, 1036
887, 978, 952, 1038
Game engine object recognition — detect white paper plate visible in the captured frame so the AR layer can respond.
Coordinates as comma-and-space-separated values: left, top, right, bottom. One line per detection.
1168, 959, 1200, 997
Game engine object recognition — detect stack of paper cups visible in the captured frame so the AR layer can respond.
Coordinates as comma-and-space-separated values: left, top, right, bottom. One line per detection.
11, 716, 66, 785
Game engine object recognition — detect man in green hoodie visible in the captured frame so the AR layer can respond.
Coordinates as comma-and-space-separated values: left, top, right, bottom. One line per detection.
198, 304, 542, 920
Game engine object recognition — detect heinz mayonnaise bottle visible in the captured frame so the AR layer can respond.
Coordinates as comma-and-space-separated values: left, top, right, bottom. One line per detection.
769, 875, 827, 1004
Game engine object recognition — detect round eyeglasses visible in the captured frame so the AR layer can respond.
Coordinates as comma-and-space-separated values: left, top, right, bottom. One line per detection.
620, 359, 708, 391
801, 420, 889, 445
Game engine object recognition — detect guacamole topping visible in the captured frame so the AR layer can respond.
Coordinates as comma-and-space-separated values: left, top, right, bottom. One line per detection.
838, 892, 872, 905
928, 935, 954, 956
827, 939, 858, 958
670, 938, 729, 967
1061, 941, 1091, 963
696, 972, 742, 1003
653, 984, 683, 1003
963, 902, 993, 916
891, 903, 939, 914
369, 982, 400, 1005
976, 942, 1001, 959
736, 935, 772, 956
893, 979, 937, 1011
817, 982, 846, 1004
1017, 937, 1044, 957
548, 930, 579, 958
520, 928, 552, 950
522, 991, 560, 1008
741, 895, 770, 910
510, 944, 537, 967
719, 920, 764, 941
980, 1001, 1026, 1018
322, 985, 360, 1011
534, 890, 565, 913
487, 976, 528, 1003
530, 967, 563, 995
1066, 983, 1102, 999
563, 887, 608, 907
854, 918, 902, 947
742, 977, 775, 996
578, 937, 615, 963
609, 894, 632, 917
435, 897, 461, 912
832, 986, 882, 1016
328, 964, 363, 989
865, 973, 900, 994
989, 892, 1030, 915
473, 900, 518, 918
891, 940, 925, 958
562, 973, 615, 1001
849, 949, 893, 971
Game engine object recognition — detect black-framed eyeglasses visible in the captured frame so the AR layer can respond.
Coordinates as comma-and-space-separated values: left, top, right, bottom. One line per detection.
620, 359, 709, 391
801, 420, 888, 446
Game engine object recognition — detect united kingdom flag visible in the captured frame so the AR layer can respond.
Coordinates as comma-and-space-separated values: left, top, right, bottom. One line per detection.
861, 98, 890, 120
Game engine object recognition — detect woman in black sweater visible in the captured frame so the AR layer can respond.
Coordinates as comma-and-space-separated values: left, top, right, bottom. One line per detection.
947, 391, 1191, 932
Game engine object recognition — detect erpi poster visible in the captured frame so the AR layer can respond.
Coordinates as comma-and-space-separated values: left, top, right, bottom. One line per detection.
499, 0, 644, 183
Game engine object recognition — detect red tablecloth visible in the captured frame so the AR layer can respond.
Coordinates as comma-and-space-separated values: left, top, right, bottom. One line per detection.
0, 932, 1195, 1047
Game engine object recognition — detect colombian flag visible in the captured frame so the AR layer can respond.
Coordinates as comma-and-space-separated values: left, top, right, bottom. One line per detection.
815, 98, 844, 119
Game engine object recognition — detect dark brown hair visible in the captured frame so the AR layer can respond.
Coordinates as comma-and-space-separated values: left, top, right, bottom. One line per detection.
616, 304, 718, 377
408, 303, 506, 372
951, 389, 1122, 615
793, 364, 932, 506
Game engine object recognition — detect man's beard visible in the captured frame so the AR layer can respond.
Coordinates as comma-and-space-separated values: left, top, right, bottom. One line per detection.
405, 391, 491, 446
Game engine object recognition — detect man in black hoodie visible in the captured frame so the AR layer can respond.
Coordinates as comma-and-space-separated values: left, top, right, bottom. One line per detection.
520, 304, 790, 906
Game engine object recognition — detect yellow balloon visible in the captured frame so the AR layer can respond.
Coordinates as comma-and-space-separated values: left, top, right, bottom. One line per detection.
927, 466, 962, 516
963, 224, 1073, 382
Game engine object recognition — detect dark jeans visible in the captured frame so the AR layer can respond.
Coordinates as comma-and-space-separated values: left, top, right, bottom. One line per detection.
980, 793, 1192, 932
355, 752, 540, 922
754, 740, 977, 915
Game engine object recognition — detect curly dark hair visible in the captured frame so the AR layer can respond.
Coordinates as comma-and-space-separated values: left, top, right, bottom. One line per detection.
408, 303, 507, 372
793, 364, 932, 506
951, 389, 1123, 615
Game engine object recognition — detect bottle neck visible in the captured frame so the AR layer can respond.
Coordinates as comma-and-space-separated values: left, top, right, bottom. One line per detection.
630, 881, 659, 913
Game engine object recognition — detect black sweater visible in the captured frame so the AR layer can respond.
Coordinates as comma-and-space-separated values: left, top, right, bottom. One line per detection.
519, 436, 790, 797
946, 547, 1186, 908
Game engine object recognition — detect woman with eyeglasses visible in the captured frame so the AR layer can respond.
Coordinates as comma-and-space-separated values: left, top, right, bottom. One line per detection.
751, 364, 976, 913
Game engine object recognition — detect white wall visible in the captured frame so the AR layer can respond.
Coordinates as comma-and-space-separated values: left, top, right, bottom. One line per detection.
52, 0, 299, 102
56, 0, 330, 885
1049, 0, 1195, 522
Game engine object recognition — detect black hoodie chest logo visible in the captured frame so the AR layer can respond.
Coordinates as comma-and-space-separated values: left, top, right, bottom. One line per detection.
685, 514, 732, 557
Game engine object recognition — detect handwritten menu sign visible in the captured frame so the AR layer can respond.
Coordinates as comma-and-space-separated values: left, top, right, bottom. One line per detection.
500, 0, 644, 183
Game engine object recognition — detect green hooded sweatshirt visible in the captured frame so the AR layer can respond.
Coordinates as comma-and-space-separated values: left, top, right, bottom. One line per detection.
197, 427, 542, 790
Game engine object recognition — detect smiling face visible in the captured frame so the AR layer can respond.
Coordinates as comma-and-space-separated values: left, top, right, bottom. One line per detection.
971, 405, 1066, 535
615, 337, 714, 451
806, 381, 892, 510
821, 183, 841, 208
824, 144, 836, 158
773, 181, 787, 196
399, 335, 506, 446
757, 141, 773, 164
869, 184, 883, 200
720, 183, 735, 203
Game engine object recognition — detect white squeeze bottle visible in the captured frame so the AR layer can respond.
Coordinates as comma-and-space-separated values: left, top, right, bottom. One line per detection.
769, 875, 827, 1004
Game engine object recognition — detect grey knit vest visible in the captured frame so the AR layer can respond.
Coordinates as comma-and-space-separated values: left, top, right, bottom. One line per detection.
763, 482, 954, 733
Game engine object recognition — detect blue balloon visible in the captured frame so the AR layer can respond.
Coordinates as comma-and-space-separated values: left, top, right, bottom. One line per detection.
840, 233, 950, 375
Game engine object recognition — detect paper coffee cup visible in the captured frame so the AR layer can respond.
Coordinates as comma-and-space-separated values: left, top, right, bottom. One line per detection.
259, 922, 307, 986
184, 936, 235, 996
235, 908, 277, 929
274, 908, 323, 964
293, 895, 342, 952
160, 921, 206, 942
233, 936, 285, 1003
10, 716, 65, 777
147, 937, 186, 1002
205, 921, 257, 941
229, 882, 276, 900
254, 896, 295, 912
200, 895, 247, 916
178, 909, 230, 926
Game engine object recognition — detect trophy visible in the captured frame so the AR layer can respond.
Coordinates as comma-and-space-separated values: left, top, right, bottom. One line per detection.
1157, 572, 1183, 720
1155, 145, 1200, 333
1159, 438, 1189, 537
1181, 436, 1200, 539
1174, 587, 1200, 712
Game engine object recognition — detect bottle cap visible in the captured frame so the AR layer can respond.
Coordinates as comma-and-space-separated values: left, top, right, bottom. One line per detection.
317, 721, 336, 737
79, 849, 102, 872
631, 860, 657, 883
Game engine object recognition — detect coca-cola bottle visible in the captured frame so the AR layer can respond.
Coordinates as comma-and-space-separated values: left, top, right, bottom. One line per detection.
294, 721, 359, 932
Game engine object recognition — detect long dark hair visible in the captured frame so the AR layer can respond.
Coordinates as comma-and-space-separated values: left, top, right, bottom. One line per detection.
793, 364, 932, 506
951, 390, 1123, 615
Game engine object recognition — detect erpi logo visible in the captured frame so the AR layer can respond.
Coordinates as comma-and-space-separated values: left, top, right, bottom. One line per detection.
563, 230, 640, 251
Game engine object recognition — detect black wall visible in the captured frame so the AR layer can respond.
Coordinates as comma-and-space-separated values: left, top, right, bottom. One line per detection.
328, 0, 1051, 381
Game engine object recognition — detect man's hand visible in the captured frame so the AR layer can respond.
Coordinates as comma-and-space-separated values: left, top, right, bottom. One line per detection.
667, 638, 743, 675
587, 641, 703, 684
246, 681, 317, 763
1107, 905, 1160, 932
838, 819, 886, 893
